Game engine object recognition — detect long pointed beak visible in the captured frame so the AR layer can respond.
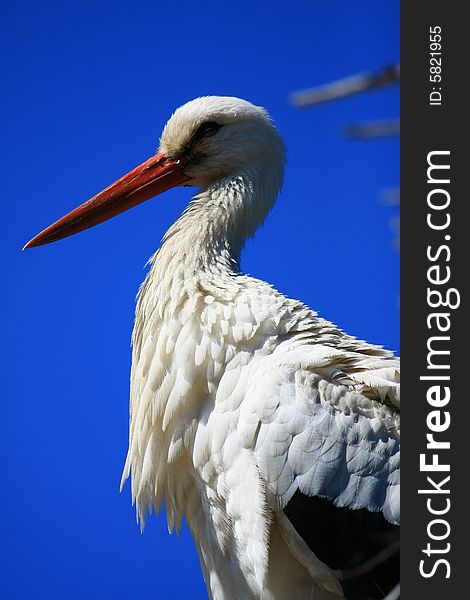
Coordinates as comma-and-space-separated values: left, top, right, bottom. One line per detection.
23, 152, 190, 250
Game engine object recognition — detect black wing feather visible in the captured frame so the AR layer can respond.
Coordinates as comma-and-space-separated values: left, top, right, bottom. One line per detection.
284, 491, 399, 599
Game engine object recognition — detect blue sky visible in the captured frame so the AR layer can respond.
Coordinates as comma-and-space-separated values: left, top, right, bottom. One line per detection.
1, 2, 399, 598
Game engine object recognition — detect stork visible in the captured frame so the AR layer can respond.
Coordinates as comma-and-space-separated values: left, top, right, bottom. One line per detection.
24, 97, 400, 600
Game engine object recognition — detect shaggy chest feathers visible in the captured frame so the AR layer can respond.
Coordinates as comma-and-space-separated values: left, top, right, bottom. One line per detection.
120, 240, 399, 599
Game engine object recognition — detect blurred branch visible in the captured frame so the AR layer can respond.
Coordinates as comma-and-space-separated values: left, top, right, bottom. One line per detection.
381, 188, 400, 207
342, 539, 400, 599
342, 539, 400, 581
291, 64, 401, 260
384, 583, 400, 600
380, 189, 400, 252
390, 215, 400, 252
342, 119, 400, 139
291, 64, 400, 108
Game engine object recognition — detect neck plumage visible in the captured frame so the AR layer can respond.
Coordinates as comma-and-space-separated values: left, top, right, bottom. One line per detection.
154, 160, 283, 277
133, 160, 284, 337
126, 141, 286, 526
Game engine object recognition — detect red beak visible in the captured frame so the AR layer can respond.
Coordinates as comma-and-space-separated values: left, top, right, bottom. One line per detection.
23, 152, 190, 249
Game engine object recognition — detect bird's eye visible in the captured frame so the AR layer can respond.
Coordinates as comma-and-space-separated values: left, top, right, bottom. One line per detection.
192, 121, 222, 143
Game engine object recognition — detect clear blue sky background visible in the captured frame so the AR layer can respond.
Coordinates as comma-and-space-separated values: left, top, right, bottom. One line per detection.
1, 2, 399, 598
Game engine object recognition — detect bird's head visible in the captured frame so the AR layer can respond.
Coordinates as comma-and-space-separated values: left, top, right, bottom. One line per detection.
23, 96, 285, 249
159, 96, 285, 186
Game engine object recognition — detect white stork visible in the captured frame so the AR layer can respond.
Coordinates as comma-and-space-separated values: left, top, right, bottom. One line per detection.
25, 97, 400, 600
